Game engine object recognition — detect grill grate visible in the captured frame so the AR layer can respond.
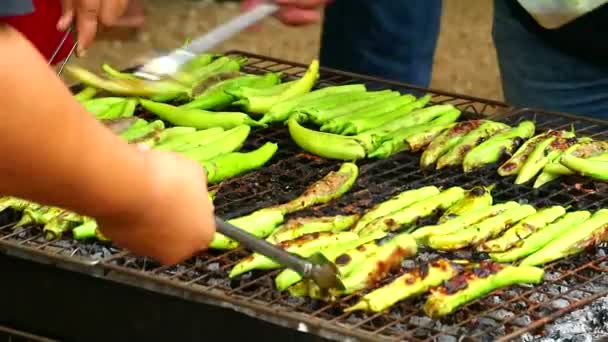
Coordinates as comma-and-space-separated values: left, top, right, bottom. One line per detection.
1, 51, 608, 342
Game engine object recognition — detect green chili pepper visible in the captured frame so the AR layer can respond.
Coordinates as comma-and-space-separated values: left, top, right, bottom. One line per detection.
287, 115, 371, 160
367, 109, 461, 159
559, 153, 608, 181
520, 209, 608, 266
157, 127, 198, 143
83, 97, 126, 116
271, 162, 359, 214
320, 94, 417, 134
257, 84, 367, 124
345, 259, 468, 313
140, 100, 263, 129
497, 130, 561, 176
230, 80, 296, 98
43, 210, 83, 240
420, 120, 485, 170
0, 196, 32, 213
180, 73, 281, 110
209, 208, 285, 250
120, 98, 138, 117
358, 187, 466, 237
490, 211, 591, 263
352, 186, 440, 234
438, 185, 494, 224
229, 231, 359, 278
66, 65, 189, 98
102, 117, 139, 135
423, 261, 544, 318
74, 86, 98, 102
175, 56, 245, 88
154, 127, 224, 152
479, 205, 566, 252
306, 92, 401, 125
266, 214, 359, 244
436, 121, 511, 170
231, 60, 320, 114
201, 142, 278, 184
120, 120, 165, 142
546, 141, 608, 178
275, 230, 387, 292
72, 219, 109, 241
294, 90, 394, 123
427, 204, 536, 251
96, 101, 127, 120
102, 64, 137, 80
179, 125, 251, 162
462, 120, 536, 173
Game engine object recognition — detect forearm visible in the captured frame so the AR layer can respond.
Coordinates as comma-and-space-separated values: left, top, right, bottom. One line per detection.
0, 26, 155, 221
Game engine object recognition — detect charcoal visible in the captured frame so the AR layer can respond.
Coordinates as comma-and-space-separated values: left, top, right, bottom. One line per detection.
401, 259, 416, 270
513, 315, 532, 326
487, 309, 514, 321
409, 316, 433, 328
452, 250, 473, 260
551, 299, 570, 309
478, 317, 498, 327
285, 296, 306, 307
544, 271, 562, 281
206, 262, 220, 272
434, 335, 457, 342
529, 292, 547, 303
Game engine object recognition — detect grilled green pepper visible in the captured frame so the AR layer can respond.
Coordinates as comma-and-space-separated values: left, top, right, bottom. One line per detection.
274, 230, 386, 291
295, 90, 395, 123
266, 214, 359, 244
423, 261, 544, 318
420, 120, 485, 169
272, 163, 359, 214
154, 127, 225, 152
306, 92, 401, 125
72, 219, 110, 242
490, 211, 591, 263
229, 231, 359, 278
356, 100, 448, 137
120, 120, 165, 142
257, 84, 367, 124
520, 209, 608, 266
352, 186, 440, 233
412, 201, 521, 244
320, 94, 416, 134
436, 121, 510, 170
42, 211, 83, 240
201, 142, 278, 184
367, 109, 461, 159
515, 134, 580, 185
478, 205, 566, 252
427, 204, 536, 251
438, 185, 494, 224
358, 187, 466, 236
231, 60, 320, 114
337, 94, 434, 135
209, 208, 285, 250
345, 259, 468, 313
174, 55, 245, 88
543, 141, 608, 177
179, 125, 251, 162
0, 196, 34, 213
287, 115, 370, 160
462, 121, 536, 173
560, 153, 608, 181
74, 86, 97, 102
497, 130, 561, 176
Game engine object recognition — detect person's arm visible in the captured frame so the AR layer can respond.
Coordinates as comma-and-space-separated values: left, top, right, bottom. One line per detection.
0, 25, 215, 264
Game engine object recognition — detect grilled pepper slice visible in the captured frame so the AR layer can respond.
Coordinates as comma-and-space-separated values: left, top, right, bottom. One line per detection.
560, 153, 608, 181
209, 209, 284, 250
438, 185, 494, 224
420, 120, 485, 169
229, 231, 359, 278
515, 133, 581, 184
367, 109, 461, 159
257, 84, 367, 124
478, 205, 566, 252
423, 261, 544, 318
345, 259, 468, 313
232, 60, 320, 114
267, 215, 359, 244
287, 115, 370, 160
427, 204, 537, 250
520, 209, 608, 266
412, 201, 521, 244
358, 187, 466, 236
462, 121, 535, 173
436, 121, 510, 170
490, 211, 592, 263
498, 130, 561, 176
352, 186, 440, 233
201, 142, 278, 184
272, 162, 359, 214
274, 230, 386, 291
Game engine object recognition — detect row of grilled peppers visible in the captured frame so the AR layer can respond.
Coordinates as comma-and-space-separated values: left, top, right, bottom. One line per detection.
223, 179, 608, 318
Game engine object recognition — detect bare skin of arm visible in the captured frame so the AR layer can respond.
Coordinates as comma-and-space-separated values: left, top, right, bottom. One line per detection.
0, 26, 216, 265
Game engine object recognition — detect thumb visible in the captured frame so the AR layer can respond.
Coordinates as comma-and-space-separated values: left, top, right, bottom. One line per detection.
57, 0, 75, 31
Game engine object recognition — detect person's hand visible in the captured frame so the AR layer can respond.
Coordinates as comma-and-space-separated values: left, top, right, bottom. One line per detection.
96, 147, 216, 265
241, 0, 332, 26
56, 0, 129, 56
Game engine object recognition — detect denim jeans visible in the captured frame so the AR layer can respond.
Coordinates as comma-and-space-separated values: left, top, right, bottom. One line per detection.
319, 0, 608, 120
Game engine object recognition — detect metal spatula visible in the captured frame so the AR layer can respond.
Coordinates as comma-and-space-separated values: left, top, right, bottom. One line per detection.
133, 3, 279, 81
214, 217, 345, 291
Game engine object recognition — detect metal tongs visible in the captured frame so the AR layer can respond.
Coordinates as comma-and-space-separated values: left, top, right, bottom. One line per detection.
215, 218, 345, 291
50, 24, 78, 76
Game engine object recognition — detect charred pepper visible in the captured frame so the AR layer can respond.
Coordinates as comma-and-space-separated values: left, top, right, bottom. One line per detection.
478, 205, 566, 252
490, 211, 591, 263
420, 120, 485, 170
497, 130, 562, 176
520, 209, 608, 266
427, 204, 537, 251
559, 153, 608, 181
266, 214, 359, 244
209, 208, 285, 250
423, 261, 544, 318
438, 185, 494, 224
